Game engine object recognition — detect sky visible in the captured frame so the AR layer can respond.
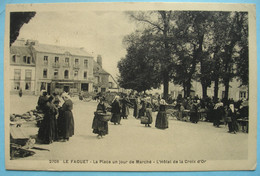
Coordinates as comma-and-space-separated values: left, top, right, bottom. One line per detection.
17, 11, 138, 78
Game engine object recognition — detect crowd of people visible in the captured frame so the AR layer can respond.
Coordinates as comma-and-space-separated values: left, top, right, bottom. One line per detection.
103, 92, 248, 136
35, 90, 248, 143
37, 91, 74, 144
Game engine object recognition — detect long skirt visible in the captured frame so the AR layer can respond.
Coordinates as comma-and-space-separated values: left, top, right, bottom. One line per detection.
122, 106, 129, 118
133, 104, 139, 118
110, 113, 121, 124
190, 112, 199, 123
38, 115, 57, 144
58, 111, 74, 139
177, 111, 183, 120
92, 115, 108, 136
144, 108, 153, 124
155, 111, 168, 129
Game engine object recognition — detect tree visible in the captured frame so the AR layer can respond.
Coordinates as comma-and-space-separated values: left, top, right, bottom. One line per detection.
171, 11, 211, 98
10, 12, 36, 46
234, 13, 249, 86
118, 31, 161, 92
220, 12, 248, 101
126, 11, 175, 99
209, 12, 231, 101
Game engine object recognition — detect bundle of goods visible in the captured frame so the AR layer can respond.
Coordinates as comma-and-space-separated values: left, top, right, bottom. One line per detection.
10, 109, 44, 127
140, 116, 149, 124
10, 125, 36, 159
95, 112, 112, 122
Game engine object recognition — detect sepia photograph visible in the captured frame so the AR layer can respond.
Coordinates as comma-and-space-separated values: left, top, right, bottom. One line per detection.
4, 2, 257, 171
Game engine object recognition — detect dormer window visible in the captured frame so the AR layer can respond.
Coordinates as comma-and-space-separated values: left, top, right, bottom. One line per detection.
23, 56, 31, 64
27, 57, 31, 64
12, 55, 16, 63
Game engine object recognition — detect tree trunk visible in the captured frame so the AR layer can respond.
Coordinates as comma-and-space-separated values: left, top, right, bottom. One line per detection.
224, 78, 230, 103
201, 82, 208, 99
186, 81, 191, 98
163, 72, 169, 100
183, 84, 187, 98
214, 78, 219, 102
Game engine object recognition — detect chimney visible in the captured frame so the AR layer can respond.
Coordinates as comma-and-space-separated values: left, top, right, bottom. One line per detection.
25, 39, 38, 46
97, 55, 102, 68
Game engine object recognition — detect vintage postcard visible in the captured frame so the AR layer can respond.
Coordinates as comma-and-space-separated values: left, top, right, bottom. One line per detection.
4, 2, 257, 171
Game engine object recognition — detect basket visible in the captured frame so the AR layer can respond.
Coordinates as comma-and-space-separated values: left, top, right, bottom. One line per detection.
140, 116, 149, 124
98, 113, 112, 122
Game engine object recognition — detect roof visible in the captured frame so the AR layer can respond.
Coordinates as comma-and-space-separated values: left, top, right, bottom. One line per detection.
10, 46, 33, 56
33, 43, 93, 57
93, 61, 110, 75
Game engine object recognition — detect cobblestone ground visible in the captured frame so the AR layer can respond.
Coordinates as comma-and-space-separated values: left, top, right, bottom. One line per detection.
10, 95, 248, 161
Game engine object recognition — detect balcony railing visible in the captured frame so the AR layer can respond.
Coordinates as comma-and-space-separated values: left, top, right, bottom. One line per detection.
73, 64, 80, 69
63, 63, 70, 68
52, 63, 60, 68
14, 77, 21, 80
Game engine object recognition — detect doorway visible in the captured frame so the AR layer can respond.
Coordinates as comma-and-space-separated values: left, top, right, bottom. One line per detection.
64, 86, 70, 93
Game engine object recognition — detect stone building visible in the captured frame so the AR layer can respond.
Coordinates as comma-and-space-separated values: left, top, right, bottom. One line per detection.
93, 55, 110, 93
32, 42, 94, 95
10, 39, 95, 95
9, 44, 36, 95
169, 80, 248, 101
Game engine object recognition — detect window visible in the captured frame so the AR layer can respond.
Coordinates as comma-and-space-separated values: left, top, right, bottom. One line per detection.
95, 76, 99, 83
240, 91, 247, 99
14, 82, 20, 90
65, 57, 69, 66
43, 69, 48, 78
44, 56, 48, 65
75, 58, 79, 65
84, 59, 88, 68
40, 82, 46, 90
64, 70, 69, 79
25, 70, 32, 80
74, 70, 78, 78
12, 55, 16, 63
23, 56, 31, 64
23, 56, 27, 63
54, 69, 58, 78
25, 82, 31, 90
14, 69, 21, 80
84, 72, 87, 79
55, 57, 59, 63
27, 57, 31, 64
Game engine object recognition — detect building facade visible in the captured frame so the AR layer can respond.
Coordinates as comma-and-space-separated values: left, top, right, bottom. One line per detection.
169, 80, 249, 101
10, 39, 95, 95
33, 43, 94, 95
9, 45, 36, 95
93, 55, 110, 93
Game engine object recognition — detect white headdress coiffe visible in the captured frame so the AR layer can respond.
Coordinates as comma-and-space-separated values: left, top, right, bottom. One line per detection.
112, 95, 120, 103
61, 92, 71, 100
159, 99, 168, 105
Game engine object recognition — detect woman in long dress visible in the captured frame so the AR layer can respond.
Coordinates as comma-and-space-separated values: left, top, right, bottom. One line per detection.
58, 93, 74, 141
190, 100, 199, 123
110, 96, 121, 125
141, 97, 153, 127
155, 99, 168, 129
133, 96, 140, 118
38, 95, 58, 144
92, 98, 108, 138
226, 104, 237, 134
138, 98, 146, 119
121, 95, 131, 119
